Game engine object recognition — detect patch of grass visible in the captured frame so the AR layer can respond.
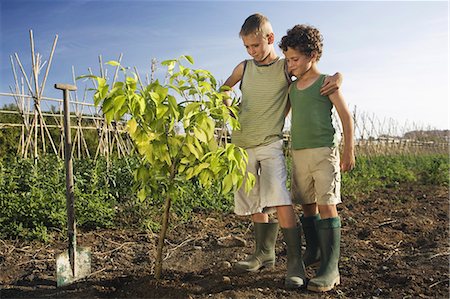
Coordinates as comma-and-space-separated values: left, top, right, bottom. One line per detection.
341, 154, 448, 200
1, 153, 447, 240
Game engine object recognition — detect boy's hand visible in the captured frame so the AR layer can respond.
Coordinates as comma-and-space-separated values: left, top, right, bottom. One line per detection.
320, 72, 343, 96
340, 150, 355, 172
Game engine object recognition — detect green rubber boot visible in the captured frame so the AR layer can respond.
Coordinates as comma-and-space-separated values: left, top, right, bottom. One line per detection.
300, 214, 321, 268
235, 222, 279, 272
282, 227, 306, 288
307, 217, 341, 292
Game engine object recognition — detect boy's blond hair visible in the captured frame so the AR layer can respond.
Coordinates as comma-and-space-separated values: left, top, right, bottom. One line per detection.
239, 13, 273, 38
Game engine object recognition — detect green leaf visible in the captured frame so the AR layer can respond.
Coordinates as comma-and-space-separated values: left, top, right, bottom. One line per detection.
245, 173, 256, 194
198, 170, 212, 187
162, 60, 176, 75
102, 97, 114, 113
76, 74, 98, 80
127, 118, 138, 135
184, 102, 201, 118
193, 127, 208, 143
126, 76, 137, 90
137, 188, 147, 201
193, 163, 210, 176
113, 95, 126, 113
185, 167, 195, 180
149, 92, 160, 104
222, 174, 233, 194
104, 108, 115, 124
186, 142, 199, 159
135, 94, 146, 115
168, 136, 181, 157
183, 55, 194, 64
167, 95, 180, 120
161, 59, 176, 66
156, 103, 169, 119
220, 85, 232, 92
106, 60, 121, 66
97, 77, 107, 87
208, 138, 218, 152
180, 157, 191, 164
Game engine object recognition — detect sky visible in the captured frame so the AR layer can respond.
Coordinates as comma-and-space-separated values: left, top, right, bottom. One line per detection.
0, 0, 448, 131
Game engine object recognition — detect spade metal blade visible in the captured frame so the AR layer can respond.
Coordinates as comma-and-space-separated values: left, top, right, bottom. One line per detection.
56, 246, 91, 287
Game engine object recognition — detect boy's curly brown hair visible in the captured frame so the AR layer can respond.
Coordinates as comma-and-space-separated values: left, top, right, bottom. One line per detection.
279, 24, 323, 61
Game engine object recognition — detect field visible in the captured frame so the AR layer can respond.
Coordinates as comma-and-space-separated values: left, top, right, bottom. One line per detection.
0, 155, 449, 298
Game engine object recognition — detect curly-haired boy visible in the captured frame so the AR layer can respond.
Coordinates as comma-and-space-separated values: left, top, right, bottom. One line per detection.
279, 24, 355, 292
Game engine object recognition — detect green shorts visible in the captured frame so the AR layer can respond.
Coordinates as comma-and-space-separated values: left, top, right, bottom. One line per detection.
291, 147, 341, 205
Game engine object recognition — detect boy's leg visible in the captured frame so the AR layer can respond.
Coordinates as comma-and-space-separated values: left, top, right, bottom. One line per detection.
234, 145, 278, 272
235, 140, 291, 273
281, 226, 306, 288
275, 205, 296, 228
300, 208, 321, 268
292, 149, 321, 269
318, 204, 338, 219
307, 216, 341, 292
308, 147, 342, 292
277, 205, 306, 288
302, 203, 318, 217
235, 220, 278, 272
252, 213, 269, 223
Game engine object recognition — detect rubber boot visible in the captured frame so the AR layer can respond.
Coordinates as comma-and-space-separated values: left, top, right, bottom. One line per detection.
300, 214, 321, 268
282, 227, 306, 288
235, 222, 279, 272
307, 217, 341, 292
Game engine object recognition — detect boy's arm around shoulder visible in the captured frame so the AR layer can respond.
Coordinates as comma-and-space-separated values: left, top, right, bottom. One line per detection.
328, 89, 355, 172
222, 61, 245, 107
320, 72, 343, 96
285, 84, 292, 118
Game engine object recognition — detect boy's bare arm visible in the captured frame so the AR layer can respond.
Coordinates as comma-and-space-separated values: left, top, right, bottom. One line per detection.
320, 72, 343, 96
328, 90, 355, 172
285, 85, 292, 117
222, 61, 245, 106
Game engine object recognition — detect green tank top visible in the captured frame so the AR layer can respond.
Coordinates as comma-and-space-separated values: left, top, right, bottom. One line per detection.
289, 74, 338, 149
232, 58, 289, 148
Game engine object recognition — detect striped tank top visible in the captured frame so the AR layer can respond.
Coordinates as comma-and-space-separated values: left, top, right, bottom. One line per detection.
231, 58, 289, 148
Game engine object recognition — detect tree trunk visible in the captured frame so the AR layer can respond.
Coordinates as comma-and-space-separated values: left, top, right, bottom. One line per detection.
154, 194, 171, 279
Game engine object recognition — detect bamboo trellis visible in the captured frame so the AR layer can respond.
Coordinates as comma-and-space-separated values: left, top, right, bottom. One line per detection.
331, 107, 449, 156
1, 30, 448, 159
0, 30, 132, 160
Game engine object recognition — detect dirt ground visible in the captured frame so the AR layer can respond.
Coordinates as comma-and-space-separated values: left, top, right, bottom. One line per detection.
0, 183, 449, 299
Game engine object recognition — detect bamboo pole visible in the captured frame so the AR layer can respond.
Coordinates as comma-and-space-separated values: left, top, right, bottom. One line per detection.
112, 53, 123, 85
38, 35, 58, 98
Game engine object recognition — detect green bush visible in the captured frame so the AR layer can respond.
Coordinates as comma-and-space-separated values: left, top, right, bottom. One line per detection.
415, 155, 449, 186
0, 156, 123, 240
0, 153, 447, 240
341, 154, 449, 199
0, 157, 66, 240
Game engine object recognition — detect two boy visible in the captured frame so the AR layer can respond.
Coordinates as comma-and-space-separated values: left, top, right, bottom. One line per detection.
223, 13, 352, 291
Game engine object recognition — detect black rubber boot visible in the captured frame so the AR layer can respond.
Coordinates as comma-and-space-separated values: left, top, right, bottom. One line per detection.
281, 227, 306, 288
300, 214, 321, 268
235, 222, 279, 272
307, 217, 341, 292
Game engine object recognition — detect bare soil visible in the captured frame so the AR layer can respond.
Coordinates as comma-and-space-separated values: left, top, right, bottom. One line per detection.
1, 183, 449, 298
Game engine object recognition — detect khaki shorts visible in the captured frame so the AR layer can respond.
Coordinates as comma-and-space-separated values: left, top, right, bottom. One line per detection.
234, 140, 292, 216
291, 147, 341, 205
